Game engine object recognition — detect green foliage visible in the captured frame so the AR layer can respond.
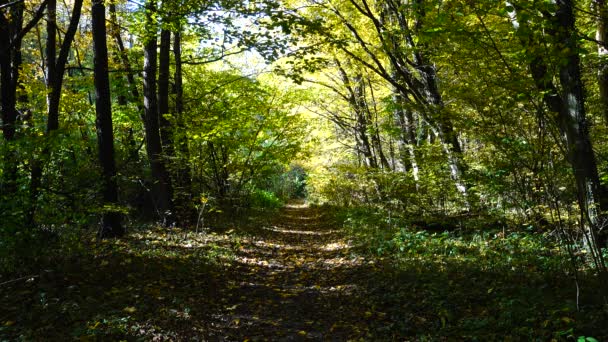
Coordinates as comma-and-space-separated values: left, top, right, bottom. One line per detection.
248, 188, 283, 209
338, 205, 607, 339
182, 69, 307, 203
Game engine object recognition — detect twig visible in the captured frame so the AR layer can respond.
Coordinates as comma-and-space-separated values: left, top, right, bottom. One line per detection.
0, 0, 24, 10
0, 275, 39, 287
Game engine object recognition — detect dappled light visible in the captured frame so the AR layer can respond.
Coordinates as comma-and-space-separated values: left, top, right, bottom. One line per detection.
2, 0, 608, 340
262, 225, 340, 236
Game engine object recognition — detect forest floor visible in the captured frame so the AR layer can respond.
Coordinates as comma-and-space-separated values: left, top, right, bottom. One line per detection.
1, 203, 390, 340
1, 202, 608, 340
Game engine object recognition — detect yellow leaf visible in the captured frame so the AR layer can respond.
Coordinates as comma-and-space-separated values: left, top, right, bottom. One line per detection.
123, 306, 137, 314
4, 320, 15, 326
365, 311, 373, 318
298, 331, 307, 336
100, 260, 109, 267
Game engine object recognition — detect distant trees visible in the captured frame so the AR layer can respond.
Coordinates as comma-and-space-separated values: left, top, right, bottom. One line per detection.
0, 0, 310, 243
2, 0, 608, 264
284, 0, 608, 256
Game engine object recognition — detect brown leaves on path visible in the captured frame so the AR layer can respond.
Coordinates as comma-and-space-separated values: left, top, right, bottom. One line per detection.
206, 202, 387, 340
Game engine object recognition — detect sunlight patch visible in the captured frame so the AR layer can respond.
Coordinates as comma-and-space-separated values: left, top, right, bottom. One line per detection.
262, 225, 339, 236
319, 241, 351, 251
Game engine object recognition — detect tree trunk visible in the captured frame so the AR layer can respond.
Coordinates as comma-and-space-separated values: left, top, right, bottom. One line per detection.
29, 0, 83, 224
143, 0, 173, 223
45, 0, 57, 130
596, 0, 608, 124
158, 28, 173, 154
108, 2, 142, 161
108, 2, 142, 108
378, 0, 468, 199
509, 0, 608, 250
394, 97, 420, 185
92, 0, 123, 238
0, 2, 25, 193
554, 1, 608, 248
173, 28, 194, 224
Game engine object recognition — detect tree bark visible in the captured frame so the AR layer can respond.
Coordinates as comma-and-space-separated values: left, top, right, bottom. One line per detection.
29, 0, 83, 224
45, 0, 57, 130
108, 2, 142, 108
0, 1, 24, 193
173, 27, 194, 224
394, 95, 420, 185
510, 1, 608, 249
158, 28, 172, 153
596, 0, 608, 124
143, 0, 173, 222
343, 0, 468, 199
92, 0, 123, 238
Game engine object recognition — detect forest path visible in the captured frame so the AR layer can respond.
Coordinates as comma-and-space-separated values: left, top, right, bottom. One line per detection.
0, 203, 395, 341
206, 202, 386, 340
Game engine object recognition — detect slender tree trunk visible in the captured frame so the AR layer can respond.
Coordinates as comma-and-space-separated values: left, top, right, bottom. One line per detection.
173, 27, 194, 224
366, 77, 390, 169
596, 0, 608, 124
143, 0, 173, 222
336, 63, 378, 169
394, 96, 420, 185
380, 0, 468, 199
509, 0, 608, 252
555, 1, 608, 248
45, 0, 57, 130
92, 0, 123, 238
29, 0, 83, 224
108, 3, 142, 108
108, 2, 142, 161
157, 25, 176, 222
158, 28, 173, 154
0, 2, 25, 193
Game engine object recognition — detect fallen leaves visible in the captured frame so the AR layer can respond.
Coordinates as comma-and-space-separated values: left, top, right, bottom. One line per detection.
4, 204, 600, 341
123, 306, 137, 314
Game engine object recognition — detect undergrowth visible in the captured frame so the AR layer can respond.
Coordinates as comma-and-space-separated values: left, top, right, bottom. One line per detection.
0, 206, 274, 340
337, 206, 608, 341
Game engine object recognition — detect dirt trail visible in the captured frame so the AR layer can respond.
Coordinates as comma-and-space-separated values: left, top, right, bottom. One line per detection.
207, 202, 385, 340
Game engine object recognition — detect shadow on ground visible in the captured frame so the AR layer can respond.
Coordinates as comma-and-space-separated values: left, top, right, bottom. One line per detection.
1, 203, 607, 340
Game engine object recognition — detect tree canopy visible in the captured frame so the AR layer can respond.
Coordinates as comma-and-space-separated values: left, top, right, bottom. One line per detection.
1, 0, 608, 339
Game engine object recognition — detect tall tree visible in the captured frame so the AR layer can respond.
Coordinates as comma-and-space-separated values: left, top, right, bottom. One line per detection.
108, 1, 142, 109
509, 0, 608, 251
29, 0, 84, 224
0, 0, 48, 192
143, 0, 174, 222
172, 25, 194, 223
298, 0, 470, 199
596, 0, 608, 124
158, 27, 172, 152
92, 0, 123, 238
